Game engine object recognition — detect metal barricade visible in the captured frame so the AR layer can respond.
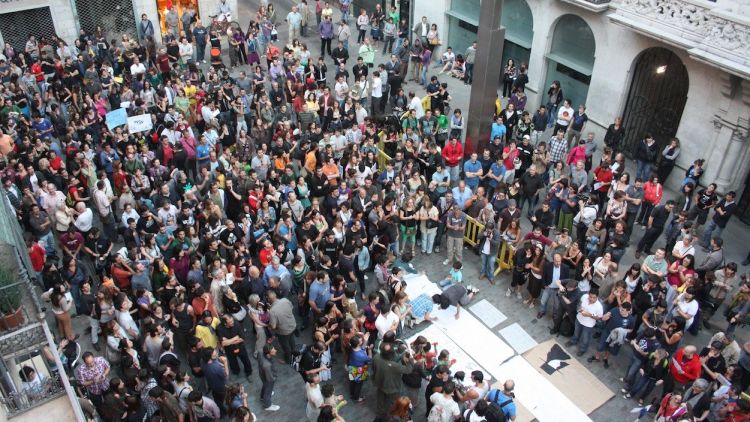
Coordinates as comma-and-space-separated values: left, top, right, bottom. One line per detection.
495, 240, 515, 275
463, 215, 484, 247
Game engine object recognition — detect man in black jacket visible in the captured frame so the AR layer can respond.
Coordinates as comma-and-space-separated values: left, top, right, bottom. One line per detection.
634, 134, 658, 182
537, 253, 570, 319
519, 166, 544, 218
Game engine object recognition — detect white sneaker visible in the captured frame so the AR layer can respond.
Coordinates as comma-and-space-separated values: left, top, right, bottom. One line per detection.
505, 288, 512, 297
364, 275, 368, 280
443, 259, 450, 265
516, 292, 523, 300
265, 404, 280, 411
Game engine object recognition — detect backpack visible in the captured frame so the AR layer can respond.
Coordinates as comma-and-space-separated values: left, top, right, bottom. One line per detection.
291, 343, 308, 372
486, 390, 513, 422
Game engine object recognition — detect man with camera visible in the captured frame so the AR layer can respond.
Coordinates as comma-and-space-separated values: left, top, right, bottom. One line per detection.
573, 195, 599, 250
373, 342, 414, 415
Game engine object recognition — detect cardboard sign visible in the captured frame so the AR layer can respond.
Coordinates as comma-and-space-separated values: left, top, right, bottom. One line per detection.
127, 114, 153, 133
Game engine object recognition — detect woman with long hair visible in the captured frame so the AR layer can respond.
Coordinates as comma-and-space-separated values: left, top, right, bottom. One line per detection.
41, 283, 76, 341
524, 244, 545, 307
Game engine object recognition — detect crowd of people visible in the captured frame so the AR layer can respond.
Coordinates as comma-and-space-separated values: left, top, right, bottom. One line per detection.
1, 0, 750, 421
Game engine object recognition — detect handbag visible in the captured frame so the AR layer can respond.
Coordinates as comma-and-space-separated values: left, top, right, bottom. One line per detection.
430, 37, 440, 46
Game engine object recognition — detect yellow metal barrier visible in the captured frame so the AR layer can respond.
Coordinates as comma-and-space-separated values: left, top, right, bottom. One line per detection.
377, 150, 392, 172
377, 134, 392, 172
463, 215, 484, 247
495, 240, 514, 275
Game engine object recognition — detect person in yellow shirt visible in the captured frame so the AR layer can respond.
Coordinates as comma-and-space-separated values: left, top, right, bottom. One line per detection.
194, 311, 220, 349
495, 94, 503, 116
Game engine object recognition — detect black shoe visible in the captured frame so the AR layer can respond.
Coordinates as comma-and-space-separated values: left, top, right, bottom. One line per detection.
603, 359, 610, 369
702, 319, 711, 329
536, 312, 544, 319
549, 329, 559, 335
593, 331, 601, 339
743, 259, 750, 266
84, 327, 92, 334
576, 351, 585, 357
565, 340, 575, 347
92, 343, 101, 352
587, 356, 599, 363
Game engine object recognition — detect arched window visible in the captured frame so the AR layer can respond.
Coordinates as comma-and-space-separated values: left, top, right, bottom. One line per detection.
544, 15, 596, 109
501, 0, 533, 69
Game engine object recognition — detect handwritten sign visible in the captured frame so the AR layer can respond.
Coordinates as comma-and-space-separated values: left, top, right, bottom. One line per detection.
127, 114, 153, 133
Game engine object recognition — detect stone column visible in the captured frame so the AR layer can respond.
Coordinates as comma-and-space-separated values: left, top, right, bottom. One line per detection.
716, 128, 749, 191
464, 0, 504, 157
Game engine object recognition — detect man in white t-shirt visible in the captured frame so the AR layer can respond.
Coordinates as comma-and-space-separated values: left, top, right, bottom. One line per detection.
555, 99, 574, 134
430, 382, 461, 421
566, 290, 603, 356
129, 57, 146, 77
375, 304, 400, 338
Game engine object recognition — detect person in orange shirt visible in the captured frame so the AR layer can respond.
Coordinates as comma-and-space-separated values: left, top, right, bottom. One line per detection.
321, 156, 340, 186
304, 143, 319, 174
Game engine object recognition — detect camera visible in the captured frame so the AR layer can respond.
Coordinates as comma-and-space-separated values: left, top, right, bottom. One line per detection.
576, 192, 590, 202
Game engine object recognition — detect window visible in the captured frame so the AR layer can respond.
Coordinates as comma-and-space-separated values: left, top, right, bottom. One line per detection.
545, 15, 596, 108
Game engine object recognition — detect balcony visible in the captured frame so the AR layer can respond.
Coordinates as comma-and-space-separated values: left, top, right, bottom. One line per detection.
609, 0, 750, 79
0, 191, 83, 420
560, 0, 612, 13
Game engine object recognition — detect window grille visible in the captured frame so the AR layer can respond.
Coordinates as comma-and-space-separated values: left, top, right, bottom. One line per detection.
75, 0, 138, 41
0, 7, 57, 51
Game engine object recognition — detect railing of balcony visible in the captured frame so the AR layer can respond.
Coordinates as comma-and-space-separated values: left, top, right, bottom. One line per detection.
0, 332, 67, 417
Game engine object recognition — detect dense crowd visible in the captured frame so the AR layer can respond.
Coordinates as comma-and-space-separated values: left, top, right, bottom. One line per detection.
1, 0, 750, 422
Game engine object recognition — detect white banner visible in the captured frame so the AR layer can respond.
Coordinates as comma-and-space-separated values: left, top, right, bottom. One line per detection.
127, 114, 153, 133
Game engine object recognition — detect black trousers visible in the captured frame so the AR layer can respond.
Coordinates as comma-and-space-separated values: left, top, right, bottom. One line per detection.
637, 226, 663, 254
320, 37, 332, 56
276, 333, 296, 364
226, 345, 253, 376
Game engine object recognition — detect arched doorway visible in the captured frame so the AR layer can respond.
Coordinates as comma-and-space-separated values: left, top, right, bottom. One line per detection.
500, 0, 533, 74
621, 47, 689, 155
544, 15, 596, 109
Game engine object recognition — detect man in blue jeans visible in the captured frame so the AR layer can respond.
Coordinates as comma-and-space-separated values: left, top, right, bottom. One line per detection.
566, 290, 603, 356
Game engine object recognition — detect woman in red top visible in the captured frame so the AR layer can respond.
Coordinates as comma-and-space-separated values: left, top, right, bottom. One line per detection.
656, 392, 685, 421
638, 173, 663, 226
667, 255, 696, 288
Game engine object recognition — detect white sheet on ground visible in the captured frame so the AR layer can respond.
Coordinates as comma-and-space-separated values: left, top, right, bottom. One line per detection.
499, 323, 538, 354
496, 356, 593, 422
406, 325, 490, 381
403, 273, 442, 299
429, 303, 515, 377
469, 299, 508, 328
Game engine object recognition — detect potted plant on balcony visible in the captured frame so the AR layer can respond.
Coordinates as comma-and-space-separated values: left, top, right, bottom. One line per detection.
0, 266, 23, 330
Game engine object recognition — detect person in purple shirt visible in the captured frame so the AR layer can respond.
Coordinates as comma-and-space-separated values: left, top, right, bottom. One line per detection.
319, 16, 335, 57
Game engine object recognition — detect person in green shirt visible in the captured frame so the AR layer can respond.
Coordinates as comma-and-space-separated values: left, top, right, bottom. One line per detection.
388, 6, 399, 24
358, 38, 376, 67
401, 109, 418, 131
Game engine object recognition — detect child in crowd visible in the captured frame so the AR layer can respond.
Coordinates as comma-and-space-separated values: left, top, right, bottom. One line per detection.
437, 261, 463, 288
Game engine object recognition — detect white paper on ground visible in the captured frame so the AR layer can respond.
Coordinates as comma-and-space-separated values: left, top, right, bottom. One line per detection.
499, 323, 539, 354
430, 304, 515, 377
406, 325, 491, 380
469, 299, 508, 328
403, 273, 442, 299
497, 356, 593, 422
